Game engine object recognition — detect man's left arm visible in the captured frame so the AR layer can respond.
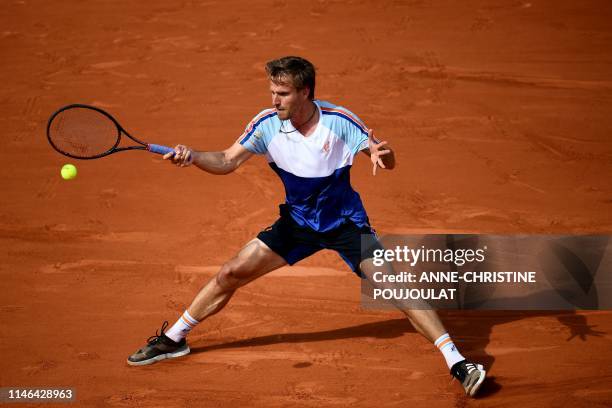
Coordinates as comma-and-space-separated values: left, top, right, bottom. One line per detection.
361, 129, 395, 175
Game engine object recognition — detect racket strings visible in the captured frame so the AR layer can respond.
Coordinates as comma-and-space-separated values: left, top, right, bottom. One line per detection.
48, 107, 120, 158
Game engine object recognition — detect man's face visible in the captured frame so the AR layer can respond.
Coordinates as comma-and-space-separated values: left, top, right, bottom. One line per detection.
269, 80, 309, 121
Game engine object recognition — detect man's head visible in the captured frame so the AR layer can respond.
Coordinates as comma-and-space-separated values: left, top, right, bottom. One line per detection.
266, 56, 316, 121
265, 56, 316, 99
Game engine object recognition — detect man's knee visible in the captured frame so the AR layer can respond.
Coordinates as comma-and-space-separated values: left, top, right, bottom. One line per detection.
215, 258, 251, 290
359, 257, 377, 281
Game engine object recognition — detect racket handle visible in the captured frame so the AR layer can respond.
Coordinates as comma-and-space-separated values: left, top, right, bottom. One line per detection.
147, 144, 175, 156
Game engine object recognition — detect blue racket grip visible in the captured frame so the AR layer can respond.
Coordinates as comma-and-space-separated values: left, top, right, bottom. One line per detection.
147, 144, 175, 156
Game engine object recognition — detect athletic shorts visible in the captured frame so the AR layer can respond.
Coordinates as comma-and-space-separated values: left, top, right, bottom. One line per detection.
257, 205, 383, 277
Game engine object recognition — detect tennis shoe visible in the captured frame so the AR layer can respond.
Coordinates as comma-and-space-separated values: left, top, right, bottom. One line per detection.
127, 321, 190, 366
451, 359, 486, 397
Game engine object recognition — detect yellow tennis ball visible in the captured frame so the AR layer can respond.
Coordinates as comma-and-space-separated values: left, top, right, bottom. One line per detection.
61, 164, 77, 180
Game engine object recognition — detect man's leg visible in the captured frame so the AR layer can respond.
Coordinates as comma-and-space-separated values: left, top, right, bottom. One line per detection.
187, 238, 287, 321
127, 238, 286, 366
360, 257, 486, 397
360, 259, 446, 341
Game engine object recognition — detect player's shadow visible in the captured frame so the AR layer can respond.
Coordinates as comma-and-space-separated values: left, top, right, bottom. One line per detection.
191, 317, 414, 353
191, 309, 602, 398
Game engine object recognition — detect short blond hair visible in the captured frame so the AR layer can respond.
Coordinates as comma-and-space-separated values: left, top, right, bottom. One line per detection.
265, 56, 316, 99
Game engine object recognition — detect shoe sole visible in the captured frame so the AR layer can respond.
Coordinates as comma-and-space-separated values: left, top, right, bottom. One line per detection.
126, 346, 191, 366
465, 364, 486, 397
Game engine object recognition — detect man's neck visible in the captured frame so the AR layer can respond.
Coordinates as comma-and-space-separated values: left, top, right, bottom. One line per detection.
290, 101, 318, 136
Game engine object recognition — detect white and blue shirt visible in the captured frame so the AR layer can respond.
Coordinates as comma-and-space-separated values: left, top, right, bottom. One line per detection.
239, 100, 370, 232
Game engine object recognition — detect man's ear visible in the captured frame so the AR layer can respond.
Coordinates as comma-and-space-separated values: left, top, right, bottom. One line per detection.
300, 87, 310, 99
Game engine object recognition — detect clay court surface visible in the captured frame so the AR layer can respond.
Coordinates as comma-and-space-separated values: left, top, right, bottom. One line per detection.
1, 0, 612, 406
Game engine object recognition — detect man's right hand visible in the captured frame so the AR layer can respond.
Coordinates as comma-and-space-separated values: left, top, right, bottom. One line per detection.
163, 144, 194, 167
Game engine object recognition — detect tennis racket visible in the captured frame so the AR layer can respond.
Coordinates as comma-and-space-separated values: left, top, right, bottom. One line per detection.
47, 104, 174, 160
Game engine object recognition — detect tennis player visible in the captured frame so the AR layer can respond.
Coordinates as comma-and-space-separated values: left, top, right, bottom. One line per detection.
127, 56, 486, 397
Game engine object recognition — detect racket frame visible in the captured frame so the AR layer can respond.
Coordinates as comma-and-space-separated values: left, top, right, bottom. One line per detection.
47, 103, 161, 160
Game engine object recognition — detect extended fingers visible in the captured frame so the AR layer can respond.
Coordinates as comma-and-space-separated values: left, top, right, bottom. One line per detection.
372, 157, 385, 176
371, 150, 387, 176
369, 140, 388, 154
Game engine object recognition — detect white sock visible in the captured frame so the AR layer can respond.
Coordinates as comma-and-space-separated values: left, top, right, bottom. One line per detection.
165, 310, 199, 343
434, 333, 465, 369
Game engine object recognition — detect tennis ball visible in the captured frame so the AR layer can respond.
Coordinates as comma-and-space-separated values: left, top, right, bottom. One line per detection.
61, 164, 77, 180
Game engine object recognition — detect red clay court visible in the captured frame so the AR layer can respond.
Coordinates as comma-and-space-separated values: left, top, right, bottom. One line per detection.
1, 1, 611, 406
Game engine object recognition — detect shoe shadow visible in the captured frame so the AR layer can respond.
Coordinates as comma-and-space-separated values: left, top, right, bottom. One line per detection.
475, 376, 502, 399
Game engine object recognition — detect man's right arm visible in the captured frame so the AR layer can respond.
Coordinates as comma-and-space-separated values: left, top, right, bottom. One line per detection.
163, 142, 253, 175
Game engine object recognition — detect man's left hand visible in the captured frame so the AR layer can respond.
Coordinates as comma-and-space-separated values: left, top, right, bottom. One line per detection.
368, 129, 392, 176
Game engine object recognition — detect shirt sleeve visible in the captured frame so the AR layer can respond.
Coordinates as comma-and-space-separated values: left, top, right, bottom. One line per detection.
238, 109, 276, 155
337, 106, 369, 155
